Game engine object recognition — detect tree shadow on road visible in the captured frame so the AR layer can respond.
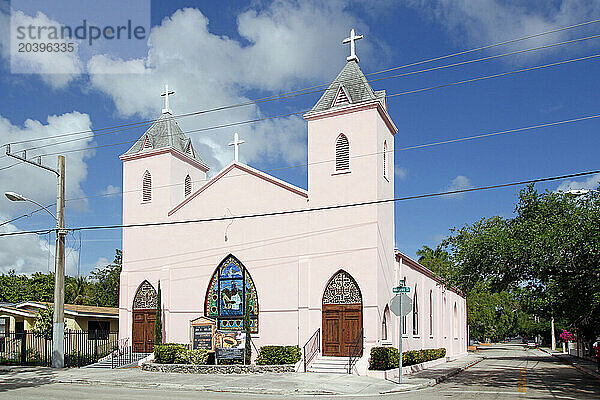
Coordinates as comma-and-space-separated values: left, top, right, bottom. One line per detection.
0, 367, 56, 392
427, 350, 600, 399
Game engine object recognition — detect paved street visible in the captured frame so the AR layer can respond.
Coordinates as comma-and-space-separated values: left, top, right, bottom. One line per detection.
0, 344, 598, 399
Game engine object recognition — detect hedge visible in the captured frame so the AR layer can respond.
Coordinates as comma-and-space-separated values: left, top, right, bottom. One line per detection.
154, 343, 209, 365
256, 345, 301, 365
368, 347, 446, 370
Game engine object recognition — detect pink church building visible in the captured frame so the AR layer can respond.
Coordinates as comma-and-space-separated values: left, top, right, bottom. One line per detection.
119, 37, 467, 373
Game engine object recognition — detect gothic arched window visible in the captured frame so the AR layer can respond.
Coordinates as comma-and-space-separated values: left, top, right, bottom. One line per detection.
205, 255, 259, 333
142, 170, 152, 202
184, 175, 192, 197
402, 276, 407, 335
382, 305, 390, 341
412, 286, 419, 336
335, 134, 350, 171
429, 289, 434, 337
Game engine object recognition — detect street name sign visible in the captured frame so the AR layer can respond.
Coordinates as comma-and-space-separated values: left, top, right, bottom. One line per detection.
392, 286, 410, 293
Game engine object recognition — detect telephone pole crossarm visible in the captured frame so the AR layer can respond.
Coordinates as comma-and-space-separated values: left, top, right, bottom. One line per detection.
6, 145, 59, 176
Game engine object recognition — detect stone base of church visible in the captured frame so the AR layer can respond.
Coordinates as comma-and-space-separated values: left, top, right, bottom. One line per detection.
141, 362, 296, 374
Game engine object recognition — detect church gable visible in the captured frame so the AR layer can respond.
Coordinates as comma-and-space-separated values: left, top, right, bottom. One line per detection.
168, 162, 308, 216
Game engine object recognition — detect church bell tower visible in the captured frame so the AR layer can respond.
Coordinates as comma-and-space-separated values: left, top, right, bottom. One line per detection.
304, 31, 397, 207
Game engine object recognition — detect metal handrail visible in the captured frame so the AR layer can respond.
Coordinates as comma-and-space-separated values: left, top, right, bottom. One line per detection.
303, 328, 320, 372
347, 328, 363, 374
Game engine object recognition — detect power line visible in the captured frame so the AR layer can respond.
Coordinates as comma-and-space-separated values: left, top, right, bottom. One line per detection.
367, 17, 600, 77
33, 31, 598, 154
5, 18, 600, 151
10, 49, 600, 165
60, 112, 600, 203
2, 168, 595, 237
388, 52, 600, 99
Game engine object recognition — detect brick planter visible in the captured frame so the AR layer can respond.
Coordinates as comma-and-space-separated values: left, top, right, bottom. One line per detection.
142, 362, 295, 374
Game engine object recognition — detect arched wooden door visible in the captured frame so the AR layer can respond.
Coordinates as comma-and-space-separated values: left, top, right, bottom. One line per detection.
322, 270, 363, 357
132, 280, 157, 353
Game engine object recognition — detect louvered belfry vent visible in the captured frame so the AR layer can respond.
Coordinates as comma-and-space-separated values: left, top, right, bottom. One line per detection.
333, 86, 350, 106
142, 135, 152, 149
184, 174, 192, 197
142, 170, 152, 202
335, 134, 350, 171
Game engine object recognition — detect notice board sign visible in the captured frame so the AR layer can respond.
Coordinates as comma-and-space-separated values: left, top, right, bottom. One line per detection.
215, 330, 246, 360
190, 316, 216, 352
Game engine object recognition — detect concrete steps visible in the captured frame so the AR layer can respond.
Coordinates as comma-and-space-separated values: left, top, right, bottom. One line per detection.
83, 352, 150, 369
307, 356, 350, 374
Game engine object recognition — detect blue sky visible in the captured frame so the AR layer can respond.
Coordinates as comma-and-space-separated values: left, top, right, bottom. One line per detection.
1, 0, 600, 275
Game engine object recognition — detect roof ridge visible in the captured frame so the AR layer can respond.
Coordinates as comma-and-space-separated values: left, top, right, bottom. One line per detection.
123, 112, 206, 165
310, 61, 377, 112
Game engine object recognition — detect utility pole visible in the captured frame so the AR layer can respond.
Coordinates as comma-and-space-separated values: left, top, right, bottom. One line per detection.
53, 156, 66, 368
551, 316, 556, 351
398, 291, 403, 384
6, 147, 66, 368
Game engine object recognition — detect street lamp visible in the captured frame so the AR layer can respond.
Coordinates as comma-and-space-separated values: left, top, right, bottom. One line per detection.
4, 192, 57, 221
3, 154, 66, 369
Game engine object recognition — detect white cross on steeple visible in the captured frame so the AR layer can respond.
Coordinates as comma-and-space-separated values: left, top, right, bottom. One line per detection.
342, 28, 363, 63
161, 84, 175, 114
228, 132, 245, 162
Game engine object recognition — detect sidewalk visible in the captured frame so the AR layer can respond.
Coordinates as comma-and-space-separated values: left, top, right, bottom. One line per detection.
540, 347, 600, 380
0, 354, 482, 396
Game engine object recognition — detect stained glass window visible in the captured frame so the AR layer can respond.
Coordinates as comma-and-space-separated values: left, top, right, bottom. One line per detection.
205, 255, 259, 333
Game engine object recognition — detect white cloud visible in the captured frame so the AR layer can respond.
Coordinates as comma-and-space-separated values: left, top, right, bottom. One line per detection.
395, 166, 408, 180
86, 3, 370, 171
3, 10, 83, 88
443, 175, 473, 199
0, 111, 94, 275
0, 112, 95, 215
432, 233, 447, 243
405, 0, 600, 63
92, 257, 109, 271
555, 173, 600, 193
100, 184, 121, 196
0, 218, 80, 275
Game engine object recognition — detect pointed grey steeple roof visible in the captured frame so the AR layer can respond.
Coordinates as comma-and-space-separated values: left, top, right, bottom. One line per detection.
311, 60, 386, 112
124, 112, 207, 166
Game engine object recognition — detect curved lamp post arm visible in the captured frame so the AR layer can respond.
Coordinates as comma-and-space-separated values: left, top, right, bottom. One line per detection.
23, 198, 57, 224
4, 192, 57, 223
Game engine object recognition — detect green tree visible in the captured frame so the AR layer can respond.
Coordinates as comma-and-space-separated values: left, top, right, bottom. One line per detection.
442, 185, 600, 344
66, 276, 88, 305
87, 249, 122, 307
155, 281, 162, 345
416, 245, 455, 284
32, 306, 53, 339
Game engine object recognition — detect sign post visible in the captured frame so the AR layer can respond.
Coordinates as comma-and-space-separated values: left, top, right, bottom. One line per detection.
390, 280, 412, 384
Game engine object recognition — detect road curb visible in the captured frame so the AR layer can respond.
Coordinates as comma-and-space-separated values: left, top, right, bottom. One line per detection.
539, 348, 600, 382
380, 356, 484, 394
51, 378, 338, 396
433, 356, 484, 385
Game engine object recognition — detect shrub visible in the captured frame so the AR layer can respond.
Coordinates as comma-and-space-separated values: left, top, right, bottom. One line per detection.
174, 349, 209, 365
154, 343, 187, 364
369, 347, 399, 370
256, 345, 301, 365
369, 347, 446, 370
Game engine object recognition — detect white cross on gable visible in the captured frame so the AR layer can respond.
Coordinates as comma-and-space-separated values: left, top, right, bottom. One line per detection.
161, 84, 175, 114
228, 132, 245, 162
342, 28, 363, 63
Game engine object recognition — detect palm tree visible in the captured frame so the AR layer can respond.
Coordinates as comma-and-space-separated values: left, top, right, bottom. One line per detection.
416, 245, 454, 283
66, 276, 88, 305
